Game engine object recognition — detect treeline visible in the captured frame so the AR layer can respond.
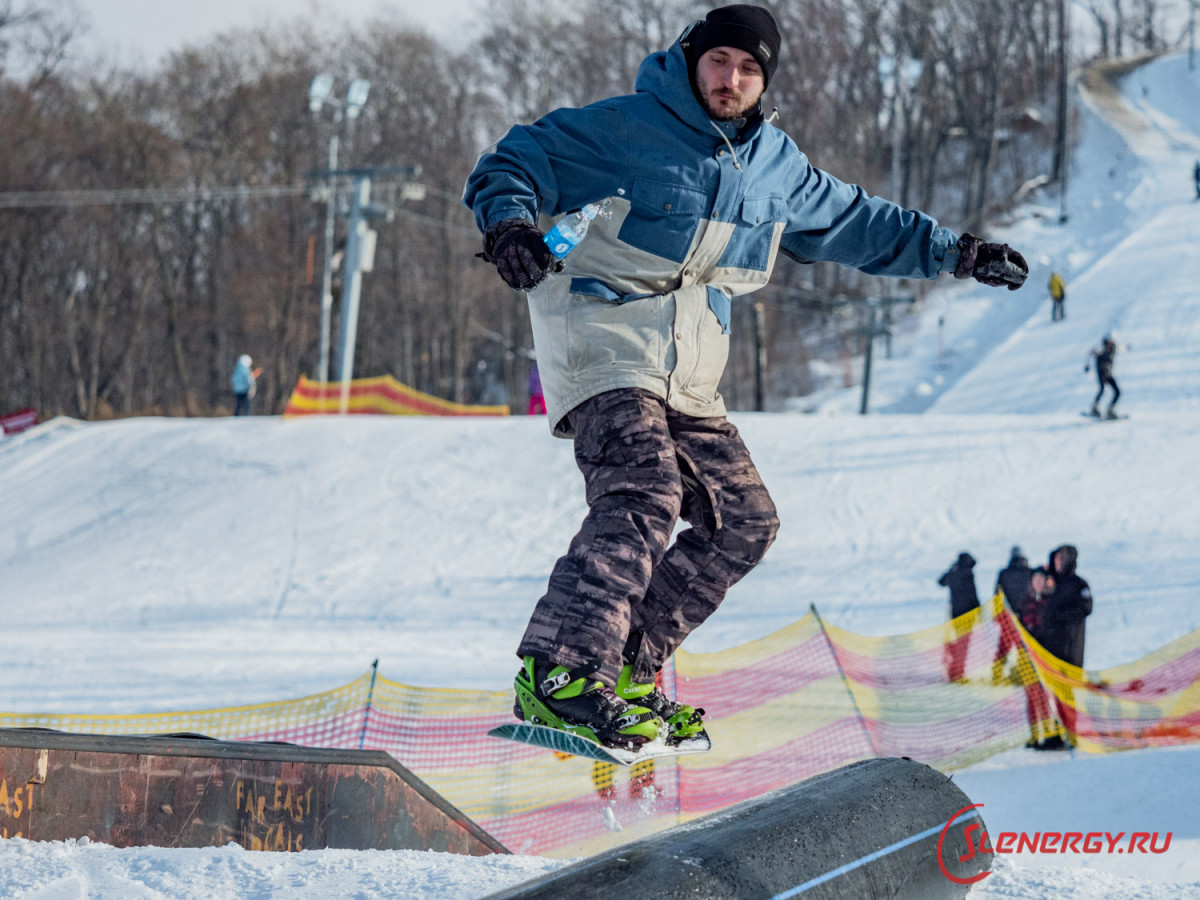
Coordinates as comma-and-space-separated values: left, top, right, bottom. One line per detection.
0, 0, 1181, 418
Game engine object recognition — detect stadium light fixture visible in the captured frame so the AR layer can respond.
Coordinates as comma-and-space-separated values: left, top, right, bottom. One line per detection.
346, 79, 371, 119
308, 74, 334, 113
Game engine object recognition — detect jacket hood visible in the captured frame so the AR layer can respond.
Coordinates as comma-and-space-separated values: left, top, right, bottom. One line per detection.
1050, 544, 1078, 576
958, 552, 976, 568
635, 39, 764, 144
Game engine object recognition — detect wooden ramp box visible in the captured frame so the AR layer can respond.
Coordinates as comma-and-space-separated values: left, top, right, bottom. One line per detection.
0, 729, 505, 855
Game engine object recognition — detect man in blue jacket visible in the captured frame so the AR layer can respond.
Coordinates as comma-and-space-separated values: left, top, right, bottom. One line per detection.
464, 4, 1028, 750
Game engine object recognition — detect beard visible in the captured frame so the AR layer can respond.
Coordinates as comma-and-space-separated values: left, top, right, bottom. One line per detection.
701, 85, 760, 120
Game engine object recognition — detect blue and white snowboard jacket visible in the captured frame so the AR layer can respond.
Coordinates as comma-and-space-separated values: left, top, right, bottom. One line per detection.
464, 38, 962, 436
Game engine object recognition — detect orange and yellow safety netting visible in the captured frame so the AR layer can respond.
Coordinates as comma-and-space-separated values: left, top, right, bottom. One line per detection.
3, 595, 1196, 857
284, 374, 509, 417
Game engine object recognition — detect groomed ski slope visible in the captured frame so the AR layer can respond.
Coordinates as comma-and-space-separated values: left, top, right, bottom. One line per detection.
2, 53, 1199, 900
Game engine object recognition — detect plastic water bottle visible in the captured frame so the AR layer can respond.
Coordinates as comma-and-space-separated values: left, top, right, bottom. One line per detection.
543, 199, 613, 259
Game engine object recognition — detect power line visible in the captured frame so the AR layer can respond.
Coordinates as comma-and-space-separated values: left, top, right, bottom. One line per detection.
0, 182, 481, 237
0, 183, 313, 209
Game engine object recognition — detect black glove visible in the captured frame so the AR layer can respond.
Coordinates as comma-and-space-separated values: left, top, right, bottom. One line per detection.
479, 218, 563, 292
954, 233, 1029, 291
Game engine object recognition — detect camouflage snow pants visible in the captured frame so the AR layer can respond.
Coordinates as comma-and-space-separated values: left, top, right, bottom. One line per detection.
517, 388, 780, 686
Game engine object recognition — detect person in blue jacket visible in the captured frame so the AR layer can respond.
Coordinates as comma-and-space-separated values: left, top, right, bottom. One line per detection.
231, 354, 259, 416
463, 4, 1029, 750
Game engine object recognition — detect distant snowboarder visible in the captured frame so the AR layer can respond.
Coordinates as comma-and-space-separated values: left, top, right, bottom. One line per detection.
1193, 160, 1200, 200
1048, 271, 1066, 322
1084, 334, 1127, 419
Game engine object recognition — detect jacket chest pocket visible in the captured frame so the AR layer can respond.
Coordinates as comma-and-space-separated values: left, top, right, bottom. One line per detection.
717, 194, 786, 272
618, 177, 708, 264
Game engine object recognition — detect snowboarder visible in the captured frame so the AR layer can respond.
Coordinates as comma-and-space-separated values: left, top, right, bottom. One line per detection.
464, 3, 1029, 751
1193, 160, 1200, 200
1085, 333, 1126, 419
231, 354, 260, 416
1048, 271, 1066, 321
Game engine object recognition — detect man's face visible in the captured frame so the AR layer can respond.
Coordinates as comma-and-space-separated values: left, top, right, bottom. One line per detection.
694, 46, 765, 120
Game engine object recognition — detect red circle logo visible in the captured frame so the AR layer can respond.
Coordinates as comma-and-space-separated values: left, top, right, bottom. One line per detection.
937, 803, 992, 885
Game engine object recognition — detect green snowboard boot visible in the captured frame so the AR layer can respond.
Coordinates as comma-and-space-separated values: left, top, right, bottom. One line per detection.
514, 656, 663, 750
616, 665, 706, 744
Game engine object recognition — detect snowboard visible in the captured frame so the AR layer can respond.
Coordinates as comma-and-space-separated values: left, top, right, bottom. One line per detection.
488, 721, 711, 766
1081, 411, 1128, 421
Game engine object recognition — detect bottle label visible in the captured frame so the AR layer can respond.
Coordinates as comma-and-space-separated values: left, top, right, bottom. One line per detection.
545, 226, 581, 259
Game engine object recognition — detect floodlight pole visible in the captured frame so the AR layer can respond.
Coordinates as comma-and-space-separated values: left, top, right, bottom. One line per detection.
308, 75, 371, 387
327, 164, 413, 413
858, 297, 910, 414
337, 174, 371, 411
1054, 0, 1071, 223
317, 134, 338, 385
860, 304, 878, 415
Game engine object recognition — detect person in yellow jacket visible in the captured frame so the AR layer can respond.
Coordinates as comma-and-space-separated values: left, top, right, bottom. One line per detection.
1049, 271, 1066, 322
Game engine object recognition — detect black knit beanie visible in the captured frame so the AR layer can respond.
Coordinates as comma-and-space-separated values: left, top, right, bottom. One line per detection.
684, 5, 782, 88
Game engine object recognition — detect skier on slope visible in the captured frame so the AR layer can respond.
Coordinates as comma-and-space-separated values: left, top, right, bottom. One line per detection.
1085, 333, 1127, 419
463, 4, 1029, 750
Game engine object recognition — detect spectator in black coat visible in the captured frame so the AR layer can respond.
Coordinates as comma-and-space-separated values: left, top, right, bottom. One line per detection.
992, 546, 1032, 682
939, 552, 979, 682
940, 552, 980, 617
1041, 545, 1092, 667
996, 546, 1032, 609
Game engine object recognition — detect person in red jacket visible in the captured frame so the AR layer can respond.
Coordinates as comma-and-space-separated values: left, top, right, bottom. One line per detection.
939, 552, 979, 683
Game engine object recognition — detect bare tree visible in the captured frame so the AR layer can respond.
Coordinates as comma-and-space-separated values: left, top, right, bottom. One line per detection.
0, 0, 1074, 419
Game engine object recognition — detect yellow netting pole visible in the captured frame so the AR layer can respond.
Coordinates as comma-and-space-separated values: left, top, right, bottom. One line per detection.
810, 603, 878, 758
358, 659, 380, 750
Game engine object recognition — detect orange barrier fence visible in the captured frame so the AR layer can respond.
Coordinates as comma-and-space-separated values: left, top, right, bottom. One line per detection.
3, 594, 1196, 856
284, 374, 509, 417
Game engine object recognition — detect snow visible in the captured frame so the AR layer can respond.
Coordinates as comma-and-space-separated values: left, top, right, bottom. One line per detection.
3, 52, 1200, 899
0, 838, 563, 899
